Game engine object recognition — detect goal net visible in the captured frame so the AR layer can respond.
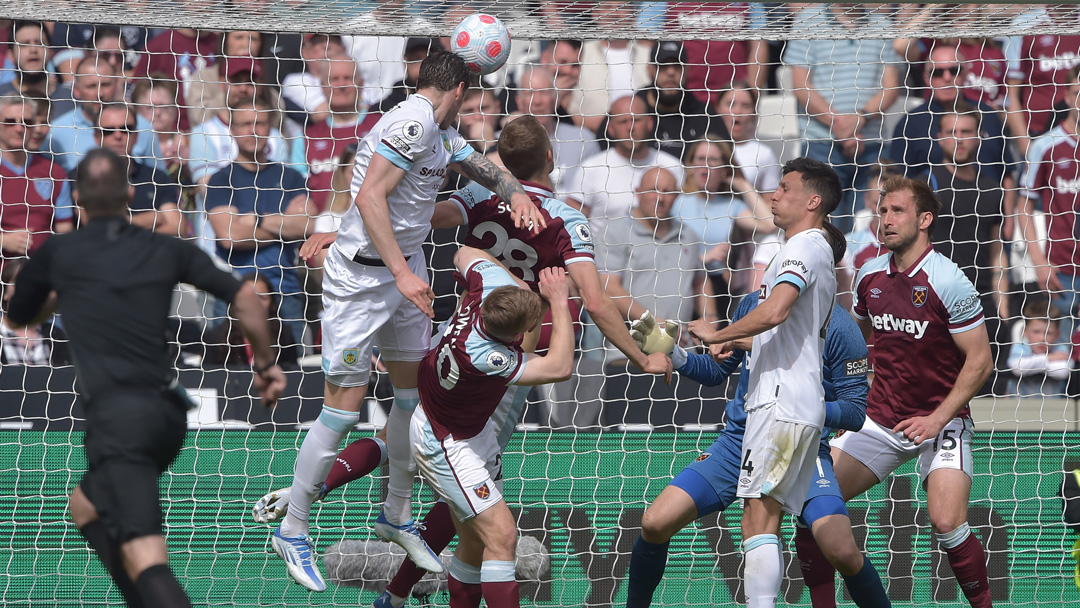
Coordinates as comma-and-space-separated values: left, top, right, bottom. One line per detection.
1, 2, 1079, 607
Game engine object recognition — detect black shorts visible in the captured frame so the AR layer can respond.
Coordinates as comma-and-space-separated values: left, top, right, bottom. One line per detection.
80, 389, 187, 543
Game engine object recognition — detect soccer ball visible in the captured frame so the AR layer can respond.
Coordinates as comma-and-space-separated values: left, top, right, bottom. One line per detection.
452, 13, 511, 76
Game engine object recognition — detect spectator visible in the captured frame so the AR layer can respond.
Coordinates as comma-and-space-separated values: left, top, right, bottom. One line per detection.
280, 34, 346, 127
0, 21, 65, 114
847, 163, 892, 272
457, 85, 502, 158
45, 57, 163, 173
1005, 6, 1080, 157
23, 91, 52, 156
784, 3, 901, 232
0, 257, 68, 365
673, 136, 775, 314
537, 39, 584, 126
0, 95, 73, 260
663, 2, 768, 103
714, 82, 779, 193
86, 26, 129, 77
514, 66, 599, 188
187, 30, 265, 128
134, 28, 218, 132
1009, 301, 1070, 397
560, 94, 683, 242
1019, 65, 1080, 336
595, 166, 714, 340
132, 77, 186, 173
51, 23, 152, 75
92, 101, 182, 235
295, 53, 379, 213
577, 2, 653, 133
342, 0, 431, 108
955, 35, 1009, 111
204, 94, 314, 346
203, 272, 300, 369
186, 86, 290, 192
889, 45, 1017, 193
376, 37, 443, 113
633, 40, 726, 161
311, 144, 357, 240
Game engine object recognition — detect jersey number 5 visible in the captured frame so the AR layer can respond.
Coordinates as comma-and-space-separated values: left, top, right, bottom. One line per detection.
473, 221, 539, 282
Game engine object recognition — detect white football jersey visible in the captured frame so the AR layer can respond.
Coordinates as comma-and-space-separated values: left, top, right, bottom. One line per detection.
334, 94, 474, 260
746, 227, 836, 429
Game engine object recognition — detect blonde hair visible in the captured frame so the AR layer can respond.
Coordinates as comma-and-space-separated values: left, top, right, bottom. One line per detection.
682, 135, 744, 195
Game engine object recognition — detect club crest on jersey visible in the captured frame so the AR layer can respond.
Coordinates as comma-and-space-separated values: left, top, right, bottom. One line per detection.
695, 452, 711, 462
32, 178, 54, 201
342, 349, 359, 366
402, 120, 424, 141
473, 482, 491, 499
441, 132, 451, 152
487, 350, 511, 371
911, 286, 928, 307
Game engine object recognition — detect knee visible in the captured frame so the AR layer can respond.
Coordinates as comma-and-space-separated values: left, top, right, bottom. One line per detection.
68, 487, 98, 528
929, 515, 966, 537
821, 542, 864, 576
640, 506, 678, 544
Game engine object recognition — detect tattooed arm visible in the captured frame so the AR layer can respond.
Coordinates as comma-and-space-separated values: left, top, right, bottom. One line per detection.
450, 151, 547, 233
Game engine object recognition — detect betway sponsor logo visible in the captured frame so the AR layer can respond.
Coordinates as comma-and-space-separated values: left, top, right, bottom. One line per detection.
871, 313, 929, 339
1054, 176, 1080, 194
1038, 53, 1080, 73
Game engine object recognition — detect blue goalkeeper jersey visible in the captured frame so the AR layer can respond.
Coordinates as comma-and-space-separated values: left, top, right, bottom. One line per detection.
678, 293, 870, 456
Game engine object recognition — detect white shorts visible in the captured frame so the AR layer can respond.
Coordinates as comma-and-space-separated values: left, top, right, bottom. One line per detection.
321, 246, 432, 387
830, 416, 974, 483
736, 404, 821, 516
411, 405, 504, 521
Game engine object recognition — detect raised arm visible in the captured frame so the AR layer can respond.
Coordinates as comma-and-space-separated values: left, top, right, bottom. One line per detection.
515, 267, 574, 385
688, 282, 800, 345
568, 261, 647, 369
450, 151, 546, 233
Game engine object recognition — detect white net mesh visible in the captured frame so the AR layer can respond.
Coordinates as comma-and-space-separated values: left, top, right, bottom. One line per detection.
0, 2, 1079, 607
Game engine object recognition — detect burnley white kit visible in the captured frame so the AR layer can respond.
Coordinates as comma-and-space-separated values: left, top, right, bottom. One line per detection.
737, 227, 837, 514
321, 94, 475, 386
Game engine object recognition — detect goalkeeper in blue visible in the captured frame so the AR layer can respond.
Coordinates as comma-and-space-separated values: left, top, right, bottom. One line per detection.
625, 293, 890, 608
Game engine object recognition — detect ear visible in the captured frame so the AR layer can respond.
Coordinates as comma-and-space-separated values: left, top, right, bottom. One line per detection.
127, 185, 136, 204
918, 211, 934, 231
806, 194, 823, 213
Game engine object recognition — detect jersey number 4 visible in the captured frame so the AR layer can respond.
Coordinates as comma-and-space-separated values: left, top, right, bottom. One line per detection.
741, 450, 755, 476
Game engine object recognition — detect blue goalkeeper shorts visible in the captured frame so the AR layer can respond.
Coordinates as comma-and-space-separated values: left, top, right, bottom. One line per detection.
668, 431, 847, 525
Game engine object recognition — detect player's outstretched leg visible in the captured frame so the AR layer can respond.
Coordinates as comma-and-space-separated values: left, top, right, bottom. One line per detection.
800, 514, 890, 608
927, 469, 992, 608
375, 501, 457, 607
626, 485, 700, 608
374, 383, 445, 574
253, 435, 388, 523
274, 402, 360, 591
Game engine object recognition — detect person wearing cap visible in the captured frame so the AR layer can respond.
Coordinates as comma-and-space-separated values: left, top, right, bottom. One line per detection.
186, 31, 288, 130
634, 40, 728, 161
134, 29, 218, 132
281, 34, 349, 128
375, 37, 444, 112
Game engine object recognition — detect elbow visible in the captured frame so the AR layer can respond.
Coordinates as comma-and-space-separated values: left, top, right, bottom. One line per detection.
555, 363, 573, 383
766, 307, 790, 327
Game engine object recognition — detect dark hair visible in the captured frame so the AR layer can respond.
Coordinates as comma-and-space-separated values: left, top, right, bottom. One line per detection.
781, 157, 843, 216
881, 175, 942, 236
416, 50, 471, 93
939, 98, 982, 132
716, 80, 758, 109
822, 222, 847, 265
91, 26, 122, 48
227, 92, 272, 114
498, 115, 551, 181
75, 148, 130, 214
543, 39, 583, 54
11, 20, 45, 38
95, 101, 134, 128
1022, 298, 1063, 323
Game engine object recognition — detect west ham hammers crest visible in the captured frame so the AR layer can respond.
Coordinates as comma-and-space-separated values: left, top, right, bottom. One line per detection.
911, 286, 928, 308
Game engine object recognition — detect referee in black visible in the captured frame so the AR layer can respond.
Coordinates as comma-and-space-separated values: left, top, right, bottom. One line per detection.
5, 148, 288, 608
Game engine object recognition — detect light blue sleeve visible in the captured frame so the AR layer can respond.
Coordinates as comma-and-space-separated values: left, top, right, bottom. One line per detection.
549, 200, 595, 257
134, 115, 166, 171
467, 259, 519, 299
927, 257, 984, 332
771, 235, 819, 294
284, 132, 309, 178
53, 180, 74, 221
375, 142, 413, 171
449, 132, 475, 164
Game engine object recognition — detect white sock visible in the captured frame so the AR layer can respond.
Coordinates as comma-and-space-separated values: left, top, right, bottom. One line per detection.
743, 534, 782, 608
383, 388, 419, 525
280, 405, 358, 537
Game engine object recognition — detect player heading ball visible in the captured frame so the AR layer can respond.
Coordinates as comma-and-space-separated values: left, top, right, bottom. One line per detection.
689, 157, 844, 608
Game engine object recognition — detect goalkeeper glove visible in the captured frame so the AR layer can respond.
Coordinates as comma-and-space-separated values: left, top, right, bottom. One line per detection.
630, 311, 678, 355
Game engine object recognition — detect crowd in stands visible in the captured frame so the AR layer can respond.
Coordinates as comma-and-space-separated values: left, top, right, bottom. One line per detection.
1, 3, 1079, 410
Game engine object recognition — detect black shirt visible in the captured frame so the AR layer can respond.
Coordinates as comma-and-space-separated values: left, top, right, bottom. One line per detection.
922, 165, 1003, 294
635, 88, 729, 161
8, 216, 242, 400
130, 161, 181, 212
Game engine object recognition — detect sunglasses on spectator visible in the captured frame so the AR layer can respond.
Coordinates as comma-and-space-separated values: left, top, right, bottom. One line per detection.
0, 118, 26, 128
930, 66, 961, 79
99, 123, 137, 136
